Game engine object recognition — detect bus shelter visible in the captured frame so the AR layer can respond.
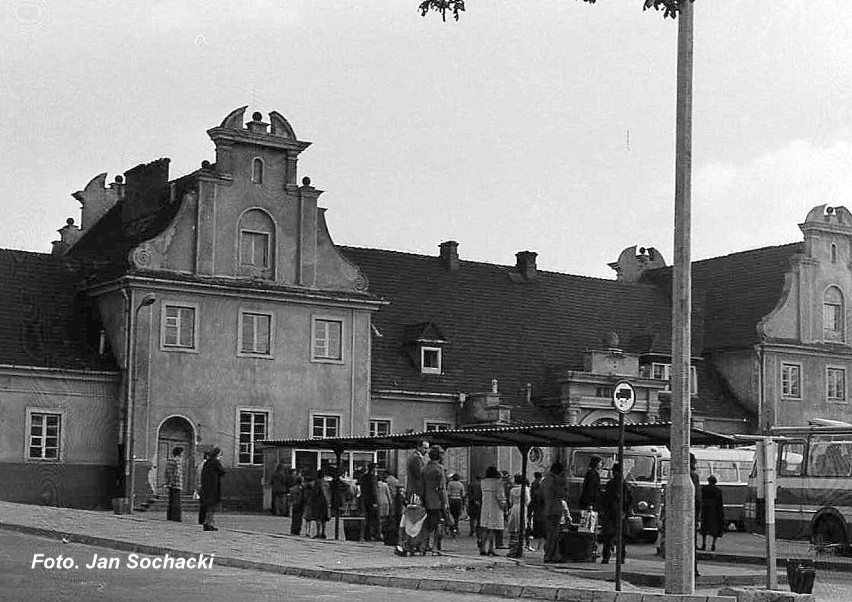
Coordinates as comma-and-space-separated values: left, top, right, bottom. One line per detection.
261, 421, 735, 548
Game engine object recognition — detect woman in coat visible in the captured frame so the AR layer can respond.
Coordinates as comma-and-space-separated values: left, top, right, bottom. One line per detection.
200, 447, 226, 532
478, 466, 506, 556
700, 475, 725, 551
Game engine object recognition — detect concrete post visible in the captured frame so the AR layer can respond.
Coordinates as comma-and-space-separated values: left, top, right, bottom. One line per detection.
665, 0, 695, 594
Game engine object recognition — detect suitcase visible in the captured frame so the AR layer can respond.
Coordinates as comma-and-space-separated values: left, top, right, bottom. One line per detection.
559, 530, 597, 562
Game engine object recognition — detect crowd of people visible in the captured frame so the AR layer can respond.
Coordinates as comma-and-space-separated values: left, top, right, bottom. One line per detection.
180, 443, 726, 566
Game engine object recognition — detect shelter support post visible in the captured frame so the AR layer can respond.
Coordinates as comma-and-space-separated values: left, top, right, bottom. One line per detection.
616, 412, 625, 591
333, 447, 343, 541
763, 439, 778, 590
515, 445, 530, 558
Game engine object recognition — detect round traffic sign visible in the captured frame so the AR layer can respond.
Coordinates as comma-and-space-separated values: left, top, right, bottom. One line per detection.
612, 380, 636, 414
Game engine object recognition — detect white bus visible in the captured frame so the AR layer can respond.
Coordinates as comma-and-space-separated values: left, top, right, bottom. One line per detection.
745, 425, 852, 550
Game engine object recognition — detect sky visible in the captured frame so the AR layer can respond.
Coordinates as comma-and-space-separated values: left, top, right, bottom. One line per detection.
1, 0, 851, 279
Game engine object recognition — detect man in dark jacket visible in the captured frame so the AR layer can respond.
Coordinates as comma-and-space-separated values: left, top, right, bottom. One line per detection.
541, 462, 569, 563
200, 447, 226, 531
359, 462, 382, 541
600, 462, 632, 564
269, 464, 288, 516
420, 446, 449, 554
579, 455, 602, 511
405, 440, 429, 502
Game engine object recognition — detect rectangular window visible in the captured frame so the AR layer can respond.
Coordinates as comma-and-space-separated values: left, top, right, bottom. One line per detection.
240, 230, 269, 268
163, 304, 196, 350
806, 436, 852, 477
370, 419, 392, 468
650, 363, 698, 394
312, 414, 340, 439
778, 441, 805, 477
827, 367, 846, 402
824, 303, 843, 340
238, 410, 268, 465
421, 347, 442, 374
240, 312, 272, 356
312, 318, 343, 361
781, 363, 801, 398
425, 421, 451, 432
28, 412, 61, 460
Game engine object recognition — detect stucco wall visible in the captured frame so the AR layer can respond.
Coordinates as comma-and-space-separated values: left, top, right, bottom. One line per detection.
707, 350, 759, 416
0, 368, 120, 508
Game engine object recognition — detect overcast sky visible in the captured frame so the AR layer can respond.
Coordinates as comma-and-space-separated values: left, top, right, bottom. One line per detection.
2, 0, 851, 278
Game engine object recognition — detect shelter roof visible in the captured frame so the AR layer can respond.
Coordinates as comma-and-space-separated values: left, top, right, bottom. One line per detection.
261, 422, 734, 451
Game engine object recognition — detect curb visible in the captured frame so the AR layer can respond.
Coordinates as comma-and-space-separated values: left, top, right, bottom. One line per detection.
696, 551, 852, 574
0, 521, 734, 602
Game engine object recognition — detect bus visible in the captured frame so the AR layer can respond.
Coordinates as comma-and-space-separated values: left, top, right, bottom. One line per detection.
567, 446, 668, 542
662, 446, 755, 532
744, 424, 852, 551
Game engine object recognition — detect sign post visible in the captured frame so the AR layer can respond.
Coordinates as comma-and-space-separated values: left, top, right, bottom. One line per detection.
612, 380, 636, 592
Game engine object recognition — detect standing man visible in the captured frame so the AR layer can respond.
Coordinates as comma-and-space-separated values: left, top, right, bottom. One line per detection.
420, 446, 449, 554
405, 440, 429, 502
579, 455, 602, 512
690, 453, 703, 576
359, 462, 382, 541
541, 462, 569, 563
269, 464, 288, 517
468, 474, 482, 540
446, 473, 466, 535
600, 462, 633, 564
200, 447, 226, 532
164, 446, 184, 522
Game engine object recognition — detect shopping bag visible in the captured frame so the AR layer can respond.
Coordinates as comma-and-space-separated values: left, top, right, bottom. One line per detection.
578, 509, 598, 533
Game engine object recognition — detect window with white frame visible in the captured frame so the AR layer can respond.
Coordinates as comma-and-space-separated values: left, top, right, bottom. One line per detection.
370, 419, 392, 468
312, 318, 343, 361
420, 347, 442, 374
240, 230, 270, 269
824, 286, 845, 342
162, 304, 197, 350
650, 362, 698, 394
827, 367, 846, 402
239, 311, 272, 356
238, 410, 268, 465
425, 421, 451, 432
781, 363, 802, 398
27, 411, 61, 460
312, 414, 340, 439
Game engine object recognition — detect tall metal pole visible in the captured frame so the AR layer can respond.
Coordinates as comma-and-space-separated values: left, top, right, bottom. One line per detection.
615, 412, 625, 592
665, 0, 695, 594
764, 439, 778, 589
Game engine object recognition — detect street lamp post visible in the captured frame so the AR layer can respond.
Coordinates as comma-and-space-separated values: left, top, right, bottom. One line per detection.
125, 292, 156, 514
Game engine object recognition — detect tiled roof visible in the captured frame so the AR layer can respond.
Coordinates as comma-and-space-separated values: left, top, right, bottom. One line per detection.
644, 243, 801, 350
0, 249, 117, 371
340, 246, 677, 407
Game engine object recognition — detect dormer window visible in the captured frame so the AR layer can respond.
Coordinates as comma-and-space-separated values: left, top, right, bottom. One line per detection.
240, 230, 269, 268
251, 157, 264, 184
421, 347, 442, 375
646, 362, 698, 394
824, 286, 845, 342
403, 321, 447, 377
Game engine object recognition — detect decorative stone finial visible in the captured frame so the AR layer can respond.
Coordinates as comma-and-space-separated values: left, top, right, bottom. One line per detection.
66, 217, 75, 226
252, 111, 263, 122
114, 175, 123, 184
302, 176, 311, 186
604, 331, 620, 348
201, 160, 211, 169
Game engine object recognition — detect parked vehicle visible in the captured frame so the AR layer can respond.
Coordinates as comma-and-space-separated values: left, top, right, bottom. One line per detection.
744, 424, 852, 552
567, 445, 668, 542
661, 446, 754, 532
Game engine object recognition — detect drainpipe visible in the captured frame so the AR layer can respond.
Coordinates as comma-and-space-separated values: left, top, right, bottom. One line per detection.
350, 309, 356, 435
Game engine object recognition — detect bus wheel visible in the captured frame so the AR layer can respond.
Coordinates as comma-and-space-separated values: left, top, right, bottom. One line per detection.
811, 516, 847, 553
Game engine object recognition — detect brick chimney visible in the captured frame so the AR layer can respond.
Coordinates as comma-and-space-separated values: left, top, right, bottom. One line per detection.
439, 240, 459, 271
515, 250, 538, 280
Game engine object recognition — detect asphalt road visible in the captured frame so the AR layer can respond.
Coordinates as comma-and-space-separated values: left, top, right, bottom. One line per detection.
0, 530, 516, 602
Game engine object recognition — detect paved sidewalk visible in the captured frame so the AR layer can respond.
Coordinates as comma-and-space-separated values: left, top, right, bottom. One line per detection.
0, 501, 768, 602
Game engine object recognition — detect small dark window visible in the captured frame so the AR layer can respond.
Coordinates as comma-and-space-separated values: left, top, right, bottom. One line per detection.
831, 243, 838, 264
251, 157, 264, 184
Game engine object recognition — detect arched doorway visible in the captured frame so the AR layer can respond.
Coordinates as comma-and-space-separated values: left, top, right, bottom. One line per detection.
157, 416, 194, 493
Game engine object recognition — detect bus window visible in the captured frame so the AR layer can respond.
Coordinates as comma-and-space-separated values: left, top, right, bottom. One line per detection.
571, 451, 615, 479
623, 456, 655, 482
807, 437, 852, 477
778, 442, 804, 477
713, 461, 739, 484
696, 460, 713, 482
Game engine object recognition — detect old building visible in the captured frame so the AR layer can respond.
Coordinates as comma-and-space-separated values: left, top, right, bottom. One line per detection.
3, 105, 850, 509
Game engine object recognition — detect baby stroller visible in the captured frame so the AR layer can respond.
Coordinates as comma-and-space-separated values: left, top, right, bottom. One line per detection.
395, 495, 429, 556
